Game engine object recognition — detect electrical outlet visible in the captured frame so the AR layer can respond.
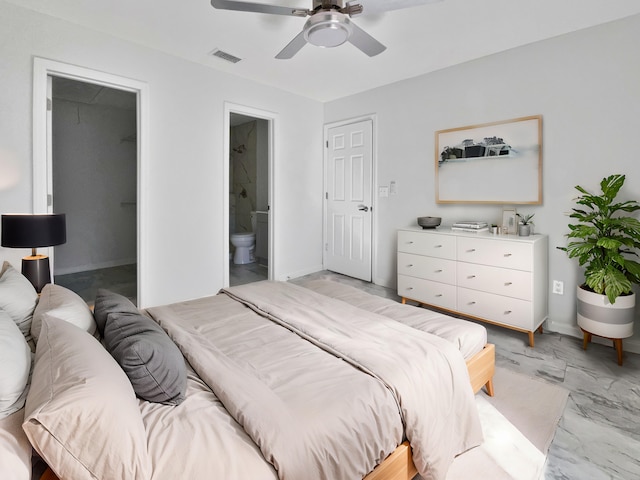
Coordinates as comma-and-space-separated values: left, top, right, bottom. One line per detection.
552, 280, 564, 295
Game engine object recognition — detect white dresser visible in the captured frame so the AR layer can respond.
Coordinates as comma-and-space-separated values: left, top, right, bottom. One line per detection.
397, 228, 548, 346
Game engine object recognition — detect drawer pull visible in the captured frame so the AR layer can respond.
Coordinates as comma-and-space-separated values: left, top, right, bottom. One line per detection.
406, 287, 414, 291
504, 310, 512, 315
467, 249, 476, 253
434, 245, 443, 248
435, 269, 443, 273
435, 294, 443, 297
407, 241, 414, 244
504, 253, 512, 257
467, 275, 476, 279
407, 264, 414, 268
504, 282, 513, 286
468, 301, 476, 305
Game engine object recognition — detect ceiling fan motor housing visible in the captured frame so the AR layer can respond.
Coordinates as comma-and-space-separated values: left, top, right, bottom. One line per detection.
304, 11, 353, 47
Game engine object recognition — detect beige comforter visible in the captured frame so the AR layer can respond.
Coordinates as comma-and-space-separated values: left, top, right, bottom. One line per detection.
147, 281, 482, 480
298, 278, 487, 359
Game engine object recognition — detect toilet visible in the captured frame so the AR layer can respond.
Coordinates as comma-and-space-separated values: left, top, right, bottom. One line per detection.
230, 232, 255, 264
230, 211, 257, 265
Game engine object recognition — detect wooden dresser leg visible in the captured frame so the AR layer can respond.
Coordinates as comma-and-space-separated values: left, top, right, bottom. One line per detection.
582, 331, 592, 350
527, 331, 535, 348
401, 297, 406, 305
614, 338, 623, 366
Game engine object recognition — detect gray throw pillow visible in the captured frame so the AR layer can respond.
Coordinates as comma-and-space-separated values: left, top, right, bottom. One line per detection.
103, 310, 187, 405
93, 289, 138, 336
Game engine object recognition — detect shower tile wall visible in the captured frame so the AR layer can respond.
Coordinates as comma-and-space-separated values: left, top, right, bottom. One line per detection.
230, 120, 257, 234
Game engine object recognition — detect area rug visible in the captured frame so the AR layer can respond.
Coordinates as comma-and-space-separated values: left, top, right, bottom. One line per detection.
444, 367, 569, 480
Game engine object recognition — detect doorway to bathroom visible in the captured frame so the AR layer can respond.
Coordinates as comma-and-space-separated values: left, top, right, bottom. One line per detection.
227, 109, 272, 287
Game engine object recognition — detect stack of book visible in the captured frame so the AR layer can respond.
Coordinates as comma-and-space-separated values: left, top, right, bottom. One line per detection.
451, 221, 489, 232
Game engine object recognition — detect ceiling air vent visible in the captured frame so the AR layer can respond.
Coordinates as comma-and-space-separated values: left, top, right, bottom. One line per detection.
209, 49, 242, 64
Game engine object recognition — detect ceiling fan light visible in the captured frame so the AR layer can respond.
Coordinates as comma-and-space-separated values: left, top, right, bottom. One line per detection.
304, 12, 352, 48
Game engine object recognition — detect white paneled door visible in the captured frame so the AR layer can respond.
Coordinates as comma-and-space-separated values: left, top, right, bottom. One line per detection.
324, 119, 373, 281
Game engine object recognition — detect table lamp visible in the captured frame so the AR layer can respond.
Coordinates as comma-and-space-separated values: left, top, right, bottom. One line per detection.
1, 214, 66, 292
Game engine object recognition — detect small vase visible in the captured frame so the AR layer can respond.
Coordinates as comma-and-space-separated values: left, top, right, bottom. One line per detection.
518, 224, 531, 236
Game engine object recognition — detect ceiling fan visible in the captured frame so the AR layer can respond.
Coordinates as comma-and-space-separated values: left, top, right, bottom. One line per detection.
210, 0, 442, 59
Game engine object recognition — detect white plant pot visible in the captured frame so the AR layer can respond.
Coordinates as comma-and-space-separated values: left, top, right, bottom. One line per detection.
576, 286, 635, 339
518, 224, 531, 236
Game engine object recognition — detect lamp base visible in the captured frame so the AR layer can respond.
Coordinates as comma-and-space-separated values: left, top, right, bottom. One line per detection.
22, 255, 51, 293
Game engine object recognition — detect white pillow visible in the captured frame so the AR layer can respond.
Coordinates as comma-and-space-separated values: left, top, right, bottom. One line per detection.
0, 310, 32, 419
0, 409, 32, 480
0, 261, 38, 342
23, 316, 151, 480
31, 283, 97, 343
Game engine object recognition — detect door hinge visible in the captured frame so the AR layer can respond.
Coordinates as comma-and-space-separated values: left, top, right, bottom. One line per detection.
47, 98, 52, 111
325, 243, 328, 251
325, 192, 328, 200
326, 140, 328, 148
47, 194, 53, 206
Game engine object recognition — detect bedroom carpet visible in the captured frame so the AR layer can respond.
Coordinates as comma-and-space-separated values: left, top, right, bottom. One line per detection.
442, 367, 569, 480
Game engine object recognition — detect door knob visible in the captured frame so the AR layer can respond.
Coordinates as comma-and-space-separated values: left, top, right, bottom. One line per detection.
358, 205, 369, 212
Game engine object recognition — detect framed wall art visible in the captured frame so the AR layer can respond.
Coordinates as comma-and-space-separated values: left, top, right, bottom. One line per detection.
435, 115, 542, 204
501, 208, 518, 235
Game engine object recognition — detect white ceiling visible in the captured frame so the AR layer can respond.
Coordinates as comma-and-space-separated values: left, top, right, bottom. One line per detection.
8, 0, 640, 102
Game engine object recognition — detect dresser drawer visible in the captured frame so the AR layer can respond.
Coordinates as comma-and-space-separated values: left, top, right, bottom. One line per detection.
457, 288, 533, 330
397, 252, 456, 285
398, 275, 457, 310
397, 230, 455, 260
457, 237, 532, 271
457, 262, 532, 300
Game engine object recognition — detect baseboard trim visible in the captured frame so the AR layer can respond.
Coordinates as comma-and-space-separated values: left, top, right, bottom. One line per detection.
280, 264, 324, 282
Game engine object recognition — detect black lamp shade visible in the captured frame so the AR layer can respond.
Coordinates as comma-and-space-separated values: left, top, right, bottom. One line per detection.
1, 214, 67, 293
1, 214, 66, 248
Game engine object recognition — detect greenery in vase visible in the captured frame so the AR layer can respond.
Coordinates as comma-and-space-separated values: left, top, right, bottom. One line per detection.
560, 174, 640, 303
517, 213, 535, 225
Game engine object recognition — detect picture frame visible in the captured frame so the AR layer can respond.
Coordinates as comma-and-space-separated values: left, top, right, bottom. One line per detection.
502, 208, 518, 235
435, 115, 542, 204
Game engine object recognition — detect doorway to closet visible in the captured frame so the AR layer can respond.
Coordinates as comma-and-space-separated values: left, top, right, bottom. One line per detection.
32, 58, 149, 306
50, 76, 138, 304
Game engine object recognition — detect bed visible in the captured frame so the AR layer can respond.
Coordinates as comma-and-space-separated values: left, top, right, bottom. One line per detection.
1, 262, 494, 480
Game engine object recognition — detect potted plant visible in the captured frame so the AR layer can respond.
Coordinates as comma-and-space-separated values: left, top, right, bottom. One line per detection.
561, 174, 640, 363
516, 213, 534, 236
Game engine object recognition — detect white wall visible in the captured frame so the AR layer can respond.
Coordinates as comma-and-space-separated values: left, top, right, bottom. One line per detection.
325, 15, 640, 352
52, 98, 137, 274
0, 1, 324, 306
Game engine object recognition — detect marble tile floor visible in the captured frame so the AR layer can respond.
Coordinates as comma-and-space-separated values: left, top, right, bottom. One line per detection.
53, 260, 268, 306
230, 260, 268, 286
291, 271, 640, 480
54, 263, 137, 306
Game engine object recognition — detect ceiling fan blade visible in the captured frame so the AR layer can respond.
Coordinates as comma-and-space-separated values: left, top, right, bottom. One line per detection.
211, 0, 308, 17
275, 31, 308, 59
347, 22, 386, 57
347, 0, 442, 16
